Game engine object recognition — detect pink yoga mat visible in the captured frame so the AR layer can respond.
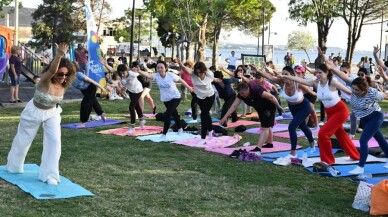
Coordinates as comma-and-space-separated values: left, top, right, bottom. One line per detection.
224, 120, 260, 128
351, 138, 384, 148
123, 113, 157, 118
173, 135, 241, 149
273, 130, 319, 139
98, 126, 163, 136
245, 123, 289, 134
205, 141, 301, 156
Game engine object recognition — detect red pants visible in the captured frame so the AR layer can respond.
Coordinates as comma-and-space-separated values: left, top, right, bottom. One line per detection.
318, 100, 360, 164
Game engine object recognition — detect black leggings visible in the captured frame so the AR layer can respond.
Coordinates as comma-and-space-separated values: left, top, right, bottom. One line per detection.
221, 94, 238, 123
190, 92, 199, 120
197, 94, 215, 139
80, 84, 103, 123
128, 91, 143, 124
163, 98, 181, 134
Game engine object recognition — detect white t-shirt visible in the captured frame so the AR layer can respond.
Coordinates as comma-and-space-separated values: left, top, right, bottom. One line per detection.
191, 71, 215, 99
153, 72, 181, 102
227, 56, 238, 66
122, 71, 143, 94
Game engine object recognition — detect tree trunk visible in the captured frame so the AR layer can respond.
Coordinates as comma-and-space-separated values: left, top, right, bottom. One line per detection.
171, 42, 175, 59
196, 13, 208, 62
314, 22, 327, 67
212, 24, 222, 67
96, 0, 105, 34
303, 48, 312, 63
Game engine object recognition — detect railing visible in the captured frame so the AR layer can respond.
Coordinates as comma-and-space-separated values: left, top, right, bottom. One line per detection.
19, 42, 47, 78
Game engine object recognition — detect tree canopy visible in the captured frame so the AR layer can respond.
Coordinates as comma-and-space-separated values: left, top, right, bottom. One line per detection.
287, 30, 315, 63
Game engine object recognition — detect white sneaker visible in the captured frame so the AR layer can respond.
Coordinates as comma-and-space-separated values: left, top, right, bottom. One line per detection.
178, 128, 184, 135
196, 139, 206, 147
207, 130, 214, 139
126, 128, 135, 134
139, 120, 146, 130
284, 154, 298, 159
47, 178, 58, 185
349, 166, 364, 175
349, 134, 355, 140
384, 161, 388, 168
318, 121, 325, 126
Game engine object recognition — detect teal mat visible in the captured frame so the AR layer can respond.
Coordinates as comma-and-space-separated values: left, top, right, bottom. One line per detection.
0, 164, 94, 199
305, 163, 388, 177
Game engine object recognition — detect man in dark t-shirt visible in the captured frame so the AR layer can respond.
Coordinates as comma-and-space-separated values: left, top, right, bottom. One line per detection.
219, 81, 283, 155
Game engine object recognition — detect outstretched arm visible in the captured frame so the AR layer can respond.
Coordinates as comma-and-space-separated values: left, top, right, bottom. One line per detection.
100, 57, 115, 73
218, 66, 234, 77
219, 97, 242, 125
280, 74, 316, 87
176, 58, 193, 74
332, 79, 351, 95
178, 78, 193, 92
250, 64, 283, 85
373, 45, 387, 71
138, 70, 154, 79
40, 43, 68, 83
377, 65, 388, 81
261, 91, 284, 113
326, 60, 351, 84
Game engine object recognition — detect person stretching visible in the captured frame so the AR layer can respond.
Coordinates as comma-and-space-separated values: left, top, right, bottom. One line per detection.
138, 61, 193, 139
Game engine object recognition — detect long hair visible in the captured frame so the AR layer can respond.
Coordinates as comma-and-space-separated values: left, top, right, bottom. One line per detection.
318, 63, 333, 85
44, 58, 76, 89
351, 76, 372, 91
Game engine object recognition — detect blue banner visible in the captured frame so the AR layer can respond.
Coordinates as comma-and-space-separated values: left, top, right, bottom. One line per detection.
85, 0, 105, 83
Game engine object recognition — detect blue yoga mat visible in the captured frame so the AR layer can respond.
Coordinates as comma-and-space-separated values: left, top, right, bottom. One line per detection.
262, 147, 342, 162
0, 164, 94, 199
363, 176, 388, 185
62, 119, 126, 129
305, 163, 388, 177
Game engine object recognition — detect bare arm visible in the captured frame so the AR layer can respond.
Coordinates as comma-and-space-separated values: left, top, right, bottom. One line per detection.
178, 78, 193, 92
261, 91, 284, 113
250, 64, 283, 85
332, 79, 351, 95
100, 57, 115, 73
138, 70, 154, 79
176, 58, 193, 75
281, 74, 316, 87
299, 84, 316, 96
377, 65, 388, 81
326, 60, 351, 84
39, 43, 68, 84
218, 66, 234, 77
219, 97, 242, 125
373, 45, 387, 71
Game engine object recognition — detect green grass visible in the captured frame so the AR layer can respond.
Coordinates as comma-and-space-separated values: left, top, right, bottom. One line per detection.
0, 87, 385, 216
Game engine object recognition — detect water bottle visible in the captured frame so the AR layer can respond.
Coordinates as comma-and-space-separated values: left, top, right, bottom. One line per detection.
302, 151, 308, 166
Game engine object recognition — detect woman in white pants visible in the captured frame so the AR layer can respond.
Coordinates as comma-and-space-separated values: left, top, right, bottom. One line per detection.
6, 43, 76, 185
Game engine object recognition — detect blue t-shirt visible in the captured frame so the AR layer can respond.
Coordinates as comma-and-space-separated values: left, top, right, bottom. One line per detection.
213, 78, 238, 99
72, 71, 90, 90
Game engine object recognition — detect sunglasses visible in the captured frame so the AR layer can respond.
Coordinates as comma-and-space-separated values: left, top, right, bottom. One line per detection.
357, 73, 365, 77
57, 72, 69, 77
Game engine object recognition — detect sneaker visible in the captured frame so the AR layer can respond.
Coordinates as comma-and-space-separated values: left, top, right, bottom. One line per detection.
349, 134, 355, 140
178, 128, 184, 135
250, 147, 262, 155
207, 130, 214, 139
284, 154, 298, 159
196, 139, 206, 147
310, 141, 317, 153
126, 128, 135, 134
47, 178, 58, 185
262, 143, 273, 148
101, 113, 107, 122
349, 166, 364, 175
139, 120, 146, 130
229, 149, 243, 158
273, 157, 291, 166
318, 121, 325, 126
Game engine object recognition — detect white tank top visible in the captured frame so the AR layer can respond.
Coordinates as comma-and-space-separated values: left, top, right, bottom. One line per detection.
317, 80, 340, 108
281, 82, 304, 103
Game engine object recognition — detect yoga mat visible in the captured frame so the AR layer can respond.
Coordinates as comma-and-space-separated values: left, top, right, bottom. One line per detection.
205, 141, 302, 156
364, 176, 388, 185
136, 132, 198, 142
352, 138, 384, 148
98, 126, 163, 136
262, 147, 340, 160
174, 135, 241, 149
224, 120, 260, 128
183, 117, 220, 124
0, 164, 94, 200
305, 163, 388, 177
273, 129, 319, 139
62, 119, 126, 129
245, 123, 289, 134
302, 155, 387, 168
123, 113, 156, 118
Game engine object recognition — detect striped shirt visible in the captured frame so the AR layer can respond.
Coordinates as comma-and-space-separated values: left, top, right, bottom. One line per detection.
350, 87, 384, 118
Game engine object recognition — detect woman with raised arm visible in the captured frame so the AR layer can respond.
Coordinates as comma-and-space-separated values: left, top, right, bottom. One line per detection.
255, 64, 316, 157
6, 43, 76, 185
283, 62, 360, 165
219, 81, 284, 155
346, 75, 388, 174
179, 61, 216, 146
138, 61, 193, 139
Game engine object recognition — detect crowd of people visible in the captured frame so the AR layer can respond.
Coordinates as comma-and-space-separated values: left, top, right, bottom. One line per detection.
5, 43, 388, 186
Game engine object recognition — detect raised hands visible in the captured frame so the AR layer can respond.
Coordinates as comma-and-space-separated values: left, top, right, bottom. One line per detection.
373, 45, 380, 55
56, 43, 69, 56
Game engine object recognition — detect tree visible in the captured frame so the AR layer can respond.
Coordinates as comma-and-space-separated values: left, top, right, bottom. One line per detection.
0, 0, 12, 12
339, 0, 388, 63
31, 0, 77, 56
288, 0, 340, 66
287, 31, 316, 63
72, 0, 112, 34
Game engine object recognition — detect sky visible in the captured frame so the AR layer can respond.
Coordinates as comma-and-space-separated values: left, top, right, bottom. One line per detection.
16, 0, 388, 51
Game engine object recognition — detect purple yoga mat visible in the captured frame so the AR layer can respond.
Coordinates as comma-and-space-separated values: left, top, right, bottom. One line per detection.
205, 141, 300, 156
245, 123, 289, 134
62, 119, 126, 129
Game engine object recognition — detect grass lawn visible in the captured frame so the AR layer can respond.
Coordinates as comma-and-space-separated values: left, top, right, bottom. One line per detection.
0, 87, 385, 217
